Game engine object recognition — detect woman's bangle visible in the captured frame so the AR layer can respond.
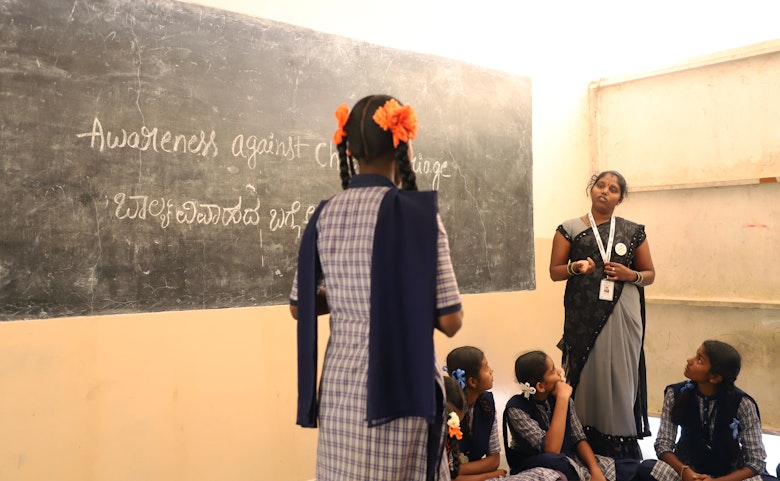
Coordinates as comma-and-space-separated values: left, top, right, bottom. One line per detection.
567, 261, 581, 276
632, 270, 643, 285
679, 465, 689, 478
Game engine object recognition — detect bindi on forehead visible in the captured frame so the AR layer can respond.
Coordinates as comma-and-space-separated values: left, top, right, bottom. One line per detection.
599, 175, 619, 186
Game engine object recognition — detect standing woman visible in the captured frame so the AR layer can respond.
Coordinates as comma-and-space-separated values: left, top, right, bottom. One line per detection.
290, 94, 463, 481
549, 170, 655, 460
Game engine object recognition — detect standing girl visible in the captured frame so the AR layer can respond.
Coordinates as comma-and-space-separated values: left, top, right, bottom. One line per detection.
550, 170, 656, 459
637, 340, 777, 481
503, 350, 639, 481
291, 94, 464, 481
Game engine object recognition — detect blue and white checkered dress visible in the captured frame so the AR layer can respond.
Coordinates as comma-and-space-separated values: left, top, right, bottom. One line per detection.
505, 398, 618, 480
291, 183, 461, 481
647, 385, 768, 481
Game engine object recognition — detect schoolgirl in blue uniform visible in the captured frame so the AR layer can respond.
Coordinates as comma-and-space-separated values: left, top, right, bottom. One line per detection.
503, 350, 639, 481
637, 340, 777, 481
291, 95, 463, 481
445, 346, 567, 481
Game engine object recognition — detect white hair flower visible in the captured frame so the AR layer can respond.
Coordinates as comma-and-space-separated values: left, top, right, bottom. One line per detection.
520, 382, 537, 399
447, 411, 460, 428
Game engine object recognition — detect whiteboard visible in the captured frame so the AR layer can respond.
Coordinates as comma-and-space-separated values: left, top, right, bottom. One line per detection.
590, 40, 780, 191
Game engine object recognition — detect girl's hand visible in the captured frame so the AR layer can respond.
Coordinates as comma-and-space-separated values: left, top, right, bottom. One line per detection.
683, 467, 707, 481
552, 380, 573, 400
589, 470, 607, 481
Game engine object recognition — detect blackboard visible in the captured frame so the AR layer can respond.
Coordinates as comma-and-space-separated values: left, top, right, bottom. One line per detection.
0, 0, 534, 320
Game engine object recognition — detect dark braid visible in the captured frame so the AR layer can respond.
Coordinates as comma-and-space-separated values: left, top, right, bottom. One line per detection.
337, 141, 351, 190
478, 392, 495, 417
443, 376, 465, 479
446, 411, 462, 479
395, 142, 418, 191
700, 340, 743, 463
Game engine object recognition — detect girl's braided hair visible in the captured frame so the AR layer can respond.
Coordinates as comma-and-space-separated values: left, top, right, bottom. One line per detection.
443, 375, 466, 479
334, 94, 417, 191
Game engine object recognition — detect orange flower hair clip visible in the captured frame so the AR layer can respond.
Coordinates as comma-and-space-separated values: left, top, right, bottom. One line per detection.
447, 412, 463, 440
372, 98, 418, 147
333, 103, 349, 145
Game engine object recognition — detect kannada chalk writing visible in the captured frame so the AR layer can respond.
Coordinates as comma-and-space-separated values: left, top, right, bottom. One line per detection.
113, 193, 319, 240
268, 200, 317, 239
76, 117, 218, 157
113, 193, 261, 228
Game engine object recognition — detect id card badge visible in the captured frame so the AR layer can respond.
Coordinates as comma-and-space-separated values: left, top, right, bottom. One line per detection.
599, 279, 615, 301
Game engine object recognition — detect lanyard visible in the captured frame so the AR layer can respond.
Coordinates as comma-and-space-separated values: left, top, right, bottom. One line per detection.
587, 212, 615, 266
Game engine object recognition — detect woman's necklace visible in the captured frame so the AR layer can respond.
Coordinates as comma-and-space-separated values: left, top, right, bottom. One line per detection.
586, 212, 611, 225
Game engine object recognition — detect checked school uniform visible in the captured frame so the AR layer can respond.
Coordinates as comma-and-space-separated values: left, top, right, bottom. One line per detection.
291, 174, 461, 481
638, 382, 774, 481
504, 394, 639, 481
463, 392, 570, 481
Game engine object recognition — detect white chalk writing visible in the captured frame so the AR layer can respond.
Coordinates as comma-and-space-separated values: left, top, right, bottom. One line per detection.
313, 141, 451, 190
411, 154, 451, 191
269, 201, 317, 239
231, 132, 310, 169
314, 141, 340, 168
76, 117, 218, 157
113, 193, 261, 228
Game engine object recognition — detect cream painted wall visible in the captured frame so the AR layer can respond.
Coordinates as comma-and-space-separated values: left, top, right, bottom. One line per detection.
0, 240, 564, 481
2, 1, 780, 481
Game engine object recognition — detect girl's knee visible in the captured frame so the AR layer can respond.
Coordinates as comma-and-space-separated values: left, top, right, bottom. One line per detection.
529, 453, 576, 479
635, 459, 657, 481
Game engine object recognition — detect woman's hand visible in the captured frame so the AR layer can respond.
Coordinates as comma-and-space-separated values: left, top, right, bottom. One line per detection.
604, 261, 635, 282
572, 257, 596, 275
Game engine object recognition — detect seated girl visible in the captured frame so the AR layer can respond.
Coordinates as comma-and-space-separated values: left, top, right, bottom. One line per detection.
636, 340, 778, 481
503, 350, 639, 481
445, 346, 568, 481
